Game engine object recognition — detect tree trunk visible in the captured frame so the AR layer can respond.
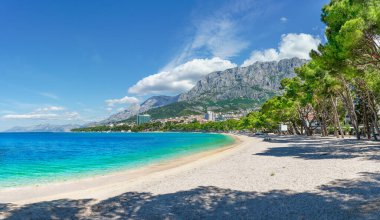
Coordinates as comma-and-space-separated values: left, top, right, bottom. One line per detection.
321, 110, 328, 137
291, 121, 301, 135
331, 97, 339, 138
363, 103, 371, 140
362, 81, 379, 140
319, 105, 328, 137
331, 97, 344, 138
339, 77, 360, 139
356, 78, 376, 140
321, 118, 327, 136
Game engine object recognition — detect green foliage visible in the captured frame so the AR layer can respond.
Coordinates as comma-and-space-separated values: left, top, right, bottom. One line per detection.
73, 120, 243, 133
365, 69, 380, 103
343, 124, 351, 133
72, 125, 129, 132
121, 98, 265, 124
139, 101, 201, 120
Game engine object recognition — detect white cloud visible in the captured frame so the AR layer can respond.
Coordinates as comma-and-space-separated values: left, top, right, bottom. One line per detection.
117, 107, 126, 112
126, 0, 262, 96
280, 17, 288, 23
2, 106, 80, 120
64, 111, 80, 120
3, 113, 59, 119
36, 106, 65, 112
39, 92, 59, 100
164, 0, 260, 69
2, 112, 80, 120
190, 19, 249, 60
128, 57, 237, 95
241, 33, 321, 67
105, 96, 139, 107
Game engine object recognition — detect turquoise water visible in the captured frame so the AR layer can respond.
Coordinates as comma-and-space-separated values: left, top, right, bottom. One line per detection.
0, 132, 233, 188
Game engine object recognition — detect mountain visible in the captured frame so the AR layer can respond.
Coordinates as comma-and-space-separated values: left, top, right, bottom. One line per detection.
97, 57, 307, 124
118, 58, 307, 122
179, 57, 307, 102
122, 98, 265, 123
4, 124, 81, 132
99, 95, 179, 124
97, 104, 141, 125
139, 95, 179, 113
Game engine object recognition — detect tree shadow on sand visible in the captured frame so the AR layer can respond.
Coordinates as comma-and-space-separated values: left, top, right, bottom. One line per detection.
1, 172, 380, 219
0, 199, 93, 220
257, 136, 380, 161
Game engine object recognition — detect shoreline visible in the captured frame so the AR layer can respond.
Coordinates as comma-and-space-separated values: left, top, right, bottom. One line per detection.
0, 133, 243, 205
0, 131, 234, 189
2, 134, 380, 219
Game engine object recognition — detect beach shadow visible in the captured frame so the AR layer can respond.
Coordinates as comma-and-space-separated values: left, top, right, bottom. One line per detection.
1, 199, 93, 220
257, 136, 380, 161
0, 203, 15, 218
2, 173, 380, 219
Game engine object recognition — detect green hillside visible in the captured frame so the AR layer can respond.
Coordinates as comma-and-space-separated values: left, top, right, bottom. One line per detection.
122, 98, 268, 123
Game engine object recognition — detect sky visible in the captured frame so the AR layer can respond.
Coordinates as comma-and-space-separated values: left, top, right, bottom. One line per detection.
0, 0, 329, 131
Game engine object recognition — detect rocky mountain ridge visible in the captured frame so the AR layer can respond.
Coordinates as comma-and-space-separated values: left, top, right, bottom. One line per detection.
100, 95, 179, 124
99, 57, 307, 124
179, 57, 307, 102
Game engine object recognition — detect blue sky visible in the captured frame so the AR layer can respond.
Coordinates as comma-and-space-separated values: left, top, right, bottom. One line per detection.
0, 0, 329, 130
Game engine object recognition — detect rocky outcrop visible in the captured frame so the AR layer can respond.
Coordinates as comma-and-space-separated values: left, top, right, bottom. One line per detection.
139, 95, 179, 113
179, 57, 307, 102
98, 58, 307, 124
100, 104, 141, 124
99, 95, 179, 124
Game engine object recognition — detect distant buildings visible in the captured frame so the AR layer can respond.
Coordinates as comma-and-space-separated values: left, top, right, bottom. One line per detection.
149, 110, 250, 125
215, 114, 225, 122
137, 114, 151, 125
205, 111, 216, 121
154, 115, 206, 124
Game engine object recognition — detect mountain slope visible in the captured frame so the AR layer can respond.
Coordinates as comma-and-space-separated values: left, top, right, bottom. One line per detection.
97, 104, 140, 125
122, 98, 266, 122
4, 124, 80, 132
99, 95, 179, 124
179, 57, 307, 102
130, 58, 307, 120
99, 57, 307, 124
139, 95, 179, 113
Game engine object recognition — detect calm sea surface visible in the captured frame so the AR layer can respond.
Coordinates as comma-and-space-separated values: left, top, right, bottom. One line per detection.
0, 132, 233, 188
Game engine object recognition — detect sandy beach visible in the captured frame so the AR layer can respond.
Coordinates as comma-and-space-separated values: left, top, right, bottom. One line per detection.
1, 134, 380, 219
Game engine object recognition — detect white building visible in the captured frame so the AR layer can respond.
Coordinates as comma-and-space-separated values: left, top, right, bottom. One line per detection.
205, 111, 216, 121
137, 114, 151, 125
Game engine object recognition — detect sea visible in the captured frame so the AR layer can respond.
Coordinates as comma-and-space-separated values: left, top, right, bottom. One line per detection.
0, 132, 234, 188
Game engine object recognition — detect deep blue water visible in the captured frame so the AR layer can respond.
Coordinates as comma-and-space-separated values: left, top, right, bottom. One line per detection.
0, 132, 233, 187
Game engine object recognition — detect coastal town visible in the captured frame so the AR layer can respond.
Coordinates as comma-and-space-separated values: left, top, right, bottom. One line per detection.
120, 110, 252, 126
